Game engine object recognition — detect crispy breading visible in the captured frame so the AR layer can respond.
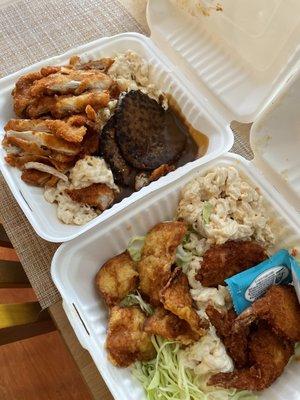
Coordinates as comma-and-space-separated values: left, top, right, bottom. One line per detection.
4, 136, 49, 156
206, 305, 249, 369
5, 154, 50, 169
66, 183, 115, 210
209, 324, 294, 391
96, 251, 139, 307
196, 240, 267, 287
21, 169, 52, 187
144, 307, 200, 345
138, 221, 187, 306
12, 72, 42, 117
5, 130, 81, 155
30, 69, 112, 96
75, 58, 115, 72
160, 268, 208, 337
149, 164, 175, 182
106, 306, 156, 367
233, 285, 300, 342
5, 118, 87, 143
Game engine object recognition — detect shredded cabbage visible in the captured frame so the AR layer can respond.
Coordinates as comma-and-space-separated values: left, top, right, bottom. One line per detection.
127, 236, 145, 261
132, 336, 257, 400
202, 201, 213, 224
120, 290, 154, 316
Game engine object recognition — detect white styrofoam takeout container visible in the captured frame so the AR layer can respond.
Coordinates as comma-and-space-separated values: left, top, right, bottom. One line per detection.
51, 1, 300, 399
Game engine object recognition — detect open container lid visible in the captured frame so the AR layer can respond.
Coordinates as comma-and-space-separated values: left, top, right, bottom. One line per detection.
147, 0, 300, 123
147, 0, 300, 220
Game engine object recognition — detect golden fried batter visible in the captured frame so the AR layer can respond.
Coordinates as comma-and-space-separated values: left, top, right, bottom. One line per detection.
206, 305, 249, 369
67, 183, 115, 210
144, 307, 200, 345
12, 71, 42, 117
234, 285, 300, 342
161, 268, 208, 337
209, 324, 294, 391
196, 240, 267, 287
96, 251, 139, 307
21, 169, 52, 187
106, 306, 155, 367
138, 221, 187, 306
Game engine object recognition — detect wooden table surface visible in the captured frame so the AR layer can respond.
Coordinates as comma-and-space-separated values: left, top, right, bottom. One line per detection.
0, 0, 147, 399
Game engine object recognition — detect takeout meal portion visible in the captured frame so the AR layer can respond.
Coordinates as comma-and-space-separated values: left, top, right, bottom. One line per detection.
96, 166, 300, 399
2, 50, 208, 226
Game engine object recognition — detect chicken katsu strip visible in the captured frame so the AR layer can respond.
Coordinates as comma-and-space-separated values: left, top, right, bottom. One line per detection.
206, 305, 249, 368
234, 285, 300, 342
209, 324, 294, 391
21, 169, 54, 187
138, 221, 187, 306
12, 72, 42, 117
5, 130, 81, 156
96, 251, 138, 307
106, 306, 155, 367
26, 91, 110, 119
70, 56, 115, 72
66, 183, 115, 210
30, 69, 112, 96
196, 240, 267, 287
161, 268, 208, 337
144, 307, 200, 345
5, 118, 87, 143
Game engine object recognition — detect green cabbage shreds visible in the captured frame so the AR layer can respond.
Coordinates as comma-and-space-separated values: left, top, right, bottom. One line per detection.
120, 290, 154, 316
202, 201, 213, 224
176, 244, 193, 271
127, 236, 145, 261
132, 336, 257, 400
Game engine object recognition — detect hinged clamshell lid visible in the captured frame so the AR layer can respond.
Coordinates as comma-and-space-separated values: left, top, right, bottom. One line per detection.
251, 68, 300, 216
147, 0, 300, 123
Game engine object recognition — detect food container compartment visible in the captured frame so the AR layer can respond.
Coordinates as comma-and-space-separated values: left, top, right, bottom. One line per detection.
52, 152, 300, 400
0, 32, 233, 243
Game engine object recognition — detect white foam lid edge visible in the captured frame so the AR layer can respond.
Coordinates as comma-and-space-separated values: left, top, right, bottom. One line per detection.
147, 0, 300, 218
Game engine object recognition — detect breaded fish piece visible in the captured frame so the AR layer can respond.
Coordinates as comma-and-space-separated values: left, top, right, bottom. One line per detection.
209, 324, 294, 391
138, 221, 187, 306
206, 305, 249, 369
96, 251, 139, 307
196, 240, 267, 287
30, 69, 112, 96
233, 285, 300, 342
160, 268, 208, 337
21, 169, 52, 187
106, 306, 156, 367
5, 118, 87, 143
144, 307, 200, 345
66, 183, 115, 210
5, 130, 81, 155
12, 71, 42, 117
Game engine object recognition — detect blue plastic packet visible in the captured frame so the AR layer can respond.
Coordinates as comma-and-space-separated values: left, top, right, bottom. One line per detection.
225, 249, 300, 314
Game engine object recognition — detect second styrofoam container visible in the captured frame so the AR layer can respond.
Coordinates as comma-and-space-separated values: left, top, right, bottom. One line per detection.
0, 32, 233, 243
52, 152, 300, 400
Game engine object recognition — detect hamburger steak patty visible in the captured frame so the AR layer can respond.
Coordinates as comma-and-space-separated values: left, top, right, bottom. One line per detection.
115, 91, 187, 170
101, 116, 137, 187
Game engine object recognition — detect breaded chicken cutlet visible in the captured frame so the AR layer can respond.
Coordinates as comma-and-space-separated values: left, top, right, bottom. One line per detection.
66, 183, 116, 210
196, 240, 267, 287
96, 251, 139, 307
106, 306, 155, 367
138, 221, 187, 306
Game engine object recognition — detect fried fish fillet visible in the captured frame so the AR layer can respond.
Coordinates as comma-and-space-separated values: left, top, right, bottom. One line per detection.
26, 91, 110, 119
233, 285, 300, 342
138, 221, 187, 306
206, 305, 249, 369
66, 183, 115, 210
12, 72, 42, 117
96, 251, 139, 307
144, 307, 200, 345
106, 306, 156, 367
196, 240, 267, 287
30, 69, 113, 96
5, 118, 87, 143
160, 268, 208, 337
209, 324, 294, 391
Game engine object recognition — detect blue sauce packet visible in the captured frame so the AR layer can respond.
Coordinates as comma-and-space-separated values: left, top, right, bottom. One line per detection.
225, 249, 300, 314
